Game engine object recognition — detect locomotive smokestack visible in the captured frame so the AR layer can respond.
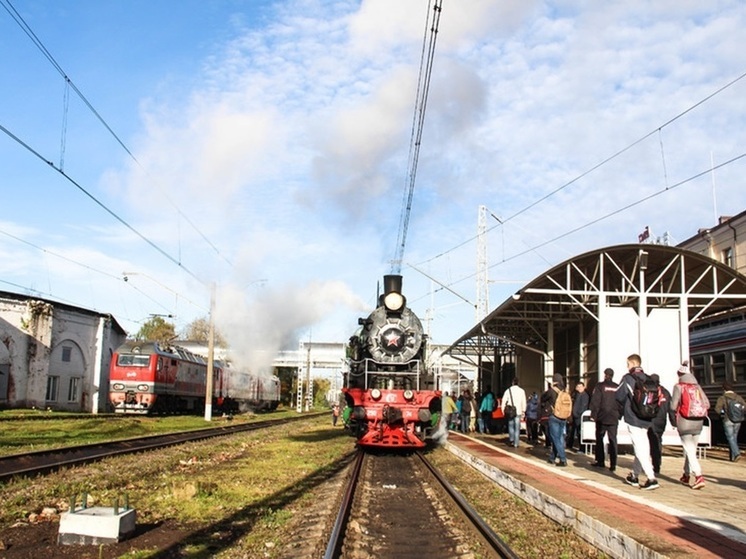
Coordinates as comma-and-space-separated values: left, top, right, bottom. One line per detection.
383, 274, 402, 294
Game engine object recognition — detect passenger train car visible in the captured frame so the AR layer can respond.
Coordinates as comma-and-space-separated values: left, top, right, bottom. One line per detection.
342, 275, 441, 449
689, 311, 746, 443
109, 341, 280, 414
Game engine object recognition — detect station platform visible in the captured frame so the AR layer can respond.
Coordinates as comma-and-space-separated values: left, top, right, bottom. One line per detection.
445, 431, 745, 559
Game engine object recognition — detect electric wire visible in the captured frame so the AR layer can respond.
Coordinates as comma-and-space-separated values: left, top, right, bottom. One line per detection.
409, 151, 746, 303
415, 68, 746, 268
0, 0, 233, 268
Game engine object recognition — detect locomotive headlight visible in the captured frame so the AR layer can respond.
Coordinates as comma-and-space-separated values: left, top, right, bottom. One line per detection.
112, 383, 125, 391
403, 389, 414, 401
137, 384, 149, 392
371, 388, 382, 400
383, 292, 404, 312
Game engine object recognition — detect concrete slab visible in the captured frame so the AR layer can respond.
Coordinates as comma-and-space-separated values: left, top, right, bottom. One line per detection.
57, 506, 136, 545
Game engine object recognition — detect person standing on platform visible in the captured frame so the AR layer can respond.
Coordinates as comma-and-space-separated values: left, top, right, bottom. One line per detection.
567, 381, 589, 451
546, 374, 569, 467
589, 368, 621, 471
525, 391, 540, 443
670, 361, 709, 489
460, 389, 474, 434
479, 387, 496, 435
442, 392, 458, 430
616, 353, 660, 490
471, 391, 480, 432
715, 382, 745, 462
647, 374, 671, 475
501, 378, 527, 448
540, 382, 553, 447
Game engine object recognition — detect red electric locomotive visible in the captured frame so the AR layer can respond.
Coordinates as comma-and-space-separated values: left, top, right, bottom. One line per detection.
342, 275, 441, 448
108, 341, 280, 414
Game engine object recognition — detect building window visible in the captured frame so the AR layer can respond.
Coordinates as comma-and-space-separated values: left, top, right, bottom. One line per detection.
722, 247, 734, 268
62, 346, 72, 362
46, 376, 59, 402
67, 377, 80, 402
734, 351, 746, 383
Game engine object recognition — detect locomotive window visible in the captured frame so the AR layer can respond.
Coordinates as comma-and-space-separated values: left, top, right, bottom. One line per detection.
711, 353, 727, 385
157, 357, 163, 372
117, 354, 150, 367
734, 351, 746, 382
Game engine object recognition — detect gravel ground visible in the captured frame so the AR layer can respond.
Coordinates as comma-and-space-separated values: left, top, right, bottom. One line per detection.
0, 416, 607, 558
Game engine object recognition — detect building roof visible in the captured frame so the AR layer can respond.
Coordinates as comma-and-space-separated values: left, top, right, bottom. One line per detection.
0, 289, 128, 336
446, 244, 746, 359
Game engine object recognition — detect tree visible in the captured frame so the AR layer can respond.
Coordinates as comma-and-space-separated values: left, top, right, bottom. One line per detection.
181, 316, 227, 346
136, 315, 176, 344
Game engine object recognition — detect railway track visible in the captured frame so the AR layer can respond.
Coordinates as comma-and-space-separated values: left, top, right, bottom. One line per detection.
303, 451, 518, 559
0, 415, 311, 483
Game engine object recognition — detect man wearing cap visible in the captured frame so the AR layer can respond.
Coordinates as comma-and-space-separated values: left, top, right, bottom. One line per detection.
589, 368, 621, 471
615, 354, 660, 490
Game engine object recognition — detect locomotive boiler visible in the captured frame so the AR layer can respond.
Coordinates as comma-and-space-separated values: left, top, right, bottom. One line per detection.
342, 275, 441, 448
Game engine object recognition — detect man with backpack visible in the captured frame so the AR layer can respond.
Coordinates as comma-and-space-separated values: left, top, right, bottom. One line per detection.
615, 353, 660, 490
669, 361, 709, 489
544, 373, 571, 467
715, 382, 745, 462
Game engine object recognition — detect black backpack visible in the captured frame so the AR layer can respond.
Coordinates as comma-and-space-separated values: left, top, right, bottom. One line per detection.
629, 373, 661, 420
726, 397, 745, 423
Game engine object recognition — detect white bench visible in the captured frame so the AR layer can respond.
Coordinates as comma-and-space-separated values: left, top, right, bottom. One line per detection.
580, 410, 711, 459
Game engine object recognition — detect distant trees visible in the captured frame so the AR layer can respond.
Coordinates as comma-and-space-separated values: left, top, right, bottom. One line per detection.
135, 315, 176, 344
180, 316, 226, 347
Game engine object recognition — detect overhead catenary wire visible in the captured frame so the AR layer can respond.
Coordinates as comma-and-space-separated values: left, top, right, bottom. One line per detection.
0, 0, 233, 268
391, 0, 443, 275
415, 68, 746, 268
409, 150, 746, 303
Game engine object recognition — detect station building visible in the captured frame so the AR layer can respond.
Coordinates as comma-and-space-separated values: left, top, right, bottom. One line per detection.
0, 291, 127, 413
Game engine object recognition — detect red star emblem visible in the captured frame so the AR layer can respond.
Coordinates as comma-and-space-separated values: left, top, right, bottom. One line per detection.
384, 330, 402, 347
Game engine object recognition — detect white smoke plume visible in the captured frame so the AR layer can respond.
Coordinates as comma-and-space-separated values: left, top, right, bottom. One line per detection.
214, 280, 368, 374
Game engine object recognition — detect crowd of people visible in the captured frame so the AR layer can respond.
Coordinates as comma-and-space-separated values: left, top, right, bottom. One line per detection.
437, 352, 744, 491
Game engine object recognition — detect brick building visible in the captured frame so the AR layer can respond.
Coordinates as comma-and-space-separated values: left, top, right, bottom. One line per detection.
0, 291, 127, 413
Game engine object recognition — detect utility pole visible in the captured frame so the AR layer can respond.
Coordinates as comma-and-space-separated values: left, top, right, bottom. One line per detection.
204, 282, 216, 421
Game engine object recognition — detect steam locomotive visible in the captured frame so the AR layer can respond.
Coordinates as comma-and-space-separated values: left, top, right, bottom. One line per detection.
342, 275, 441, 448
108, 341, 280, 414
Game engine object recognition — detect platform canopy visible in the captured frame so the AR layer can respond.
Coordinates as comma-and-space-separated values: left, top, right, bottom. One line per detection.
445, 244, 746, 369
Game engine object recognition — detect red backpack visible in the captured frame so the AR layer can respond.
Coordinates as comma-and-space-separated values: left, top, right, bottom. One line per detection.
678, 382, 708, 419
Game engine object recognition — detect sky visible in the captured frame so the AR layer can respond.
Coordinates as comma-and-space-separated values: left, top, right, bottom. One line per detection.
1, 0, 746, 373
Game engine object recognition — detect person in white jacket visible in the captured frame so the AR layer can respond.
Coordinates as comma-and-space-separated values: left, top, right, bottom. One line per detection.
502, 378, 527, 448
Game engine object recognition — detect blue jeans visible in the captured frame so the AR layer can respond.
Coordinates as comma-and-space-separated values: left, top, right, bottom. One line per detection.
724, 419, 742, 460
508, 416, 521, 447
548, 415, 567, 463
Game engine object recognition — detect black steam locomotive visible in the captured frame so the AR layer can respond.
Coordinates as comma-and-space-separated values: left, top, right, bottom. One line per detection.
342, 275, 441, 448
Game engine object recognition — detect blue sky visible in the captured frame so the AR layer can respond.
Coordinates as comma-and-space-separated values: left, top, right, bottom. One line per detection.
2, 0, 746, 372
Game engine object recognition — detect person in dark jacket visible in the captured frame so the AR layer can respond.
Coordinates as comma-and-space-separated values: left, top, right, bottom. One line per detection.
566, 381, 590, 451
589, 368, 621, 471
615, 354, 659, 490
647, 373, 671, 475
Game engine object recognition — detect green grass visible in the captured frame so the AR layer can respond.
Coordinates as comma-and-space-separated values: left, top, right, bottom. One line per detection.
0, 408, 304, 456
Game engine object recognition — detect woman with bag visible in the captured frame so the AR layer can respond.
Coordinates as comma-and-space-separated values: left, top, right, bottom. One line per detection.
501, 378, 527, 448
669, 361, 710, 490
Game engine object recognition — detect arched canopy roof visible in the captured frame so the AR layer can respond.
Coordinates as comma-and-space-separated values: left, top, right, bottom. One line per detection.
446, 244, 746, 358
